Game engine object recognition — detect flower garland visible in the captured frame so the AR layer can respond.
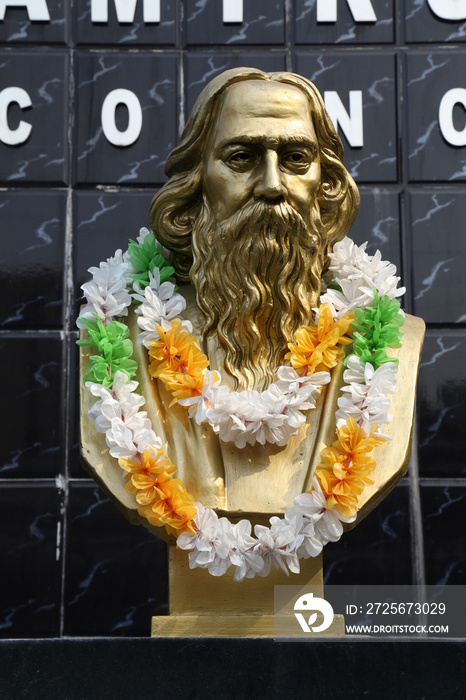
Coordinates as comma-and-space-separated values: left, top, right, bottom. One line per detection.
77, 228, 405, 581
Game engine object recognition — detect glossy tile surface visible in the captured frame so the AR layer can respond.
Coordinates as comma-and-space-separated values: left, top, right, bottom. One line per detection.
0, 190, 66, 330
0, 485, 61, 637
64, 484, 168, 636
0, 338, 63, 478
324, 486, 412, 585
422, 486, 466, 585
417, 331, 466, 478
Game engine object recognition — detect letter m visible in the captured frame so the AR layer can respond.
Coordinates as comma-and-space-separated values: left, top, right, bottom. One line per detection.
91, 0, 160, 23
317, 0, 376, 22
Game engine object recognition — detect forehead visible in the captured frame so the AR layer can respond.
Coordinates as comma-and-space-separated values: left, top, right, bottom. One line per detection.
210, 80, 316, 147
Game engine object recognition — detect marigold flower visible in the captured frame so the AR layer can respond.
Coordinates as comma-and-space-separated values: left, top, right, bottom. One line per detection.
119, 448, 177, 506
139, 478, 197, 536
315, 417, 386, 517
330, 417, 386, 463
147, 319, 209, 403
285, 304, 354, 377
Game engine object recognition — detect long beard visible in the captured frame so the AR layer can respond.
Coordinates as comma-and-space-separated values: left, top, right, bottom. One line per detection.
190, 198, 326, 391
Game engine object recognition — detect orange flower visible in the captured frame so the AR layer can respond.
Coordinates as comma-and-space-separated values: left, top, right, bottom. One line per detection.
315, 417, 386, 517
330, 417, 386, 463
119, 448, 177, 506
285, 304, 354, 377
148, 320, 209, 399
138, 478, 197, 536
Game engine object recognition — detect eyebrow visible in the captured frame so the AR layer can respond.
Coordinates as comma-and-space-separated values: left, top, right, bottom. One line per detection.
214, 134, 318, 156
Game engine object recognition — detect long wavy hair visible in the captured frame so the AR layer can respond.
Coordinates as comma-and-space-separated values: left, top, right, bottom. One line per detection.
149, 67, 360, 283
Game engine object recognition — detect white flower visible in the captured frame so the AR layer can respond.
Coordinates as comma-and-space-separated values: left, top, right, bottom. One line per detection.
177, 504, 233, 576
134, 270, 192, 347
336, 357, 398, 438
77, 249, 134, 328
178, 371, 229, 425
321, 238, 406, 318
228, 520, 265, 582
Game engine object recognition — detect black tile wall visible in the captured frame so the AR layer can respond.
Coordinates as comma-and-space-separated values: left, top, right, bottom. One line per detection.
0, 0, 465, 639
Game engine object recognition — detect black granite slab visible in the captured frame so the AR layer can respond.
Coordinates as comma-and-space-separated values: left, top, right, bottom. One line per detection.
185, 0, 285, 46
73, 0, 177, 46
74, 51, 177, 185
64, 483, 167, 636
0, 189, 66, 330
0, 337, 63, 478
295, 0, 394, 45
417, 331, 466, 478
0, 485, 61, 637
0, 49, 69, 184
295, 51, 397, 182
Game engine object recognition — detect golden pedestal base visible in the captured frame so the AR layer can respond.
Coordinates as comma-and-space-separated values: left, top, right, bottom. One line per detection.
151, 547, 344, 638
151, 613, 345, 638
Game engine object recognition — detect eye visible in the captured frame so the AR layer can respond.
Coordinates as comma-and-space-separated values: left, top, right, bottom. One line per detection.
227, 149, 258, 171
281, 149, 313, 173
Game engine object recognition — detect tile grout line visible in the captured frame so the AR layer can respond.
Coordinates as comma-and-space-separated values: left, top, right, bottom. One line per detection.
408, 416, 426, 586
57, 41, 76, 639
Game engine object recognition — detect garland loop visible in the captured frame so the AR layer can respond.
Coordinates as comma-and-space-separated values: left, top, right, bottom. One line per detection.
78, 228, 405, 581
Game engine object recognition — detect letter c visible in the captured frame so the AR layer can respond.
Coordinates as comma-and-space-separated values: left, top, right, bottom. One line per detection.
0, 87, 33, 145
439, 88, 466, 146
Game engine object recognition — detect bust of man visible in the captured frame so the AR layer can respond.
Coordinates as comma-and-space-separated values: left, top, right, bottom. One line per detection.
81, 68, 424, 539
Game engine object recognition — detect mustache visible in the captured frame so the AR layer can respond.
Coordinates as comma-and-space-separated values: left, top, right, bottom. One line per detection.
215, 198, 313, 245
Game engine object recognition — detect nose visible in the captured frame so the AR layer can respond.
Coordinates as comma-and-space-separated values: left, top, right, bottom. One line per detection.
253, 151, 287, 202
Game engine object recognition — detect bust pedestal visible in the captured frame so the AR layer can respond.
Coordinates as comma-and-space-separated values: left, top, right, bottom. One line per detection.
151, 547, 345, 638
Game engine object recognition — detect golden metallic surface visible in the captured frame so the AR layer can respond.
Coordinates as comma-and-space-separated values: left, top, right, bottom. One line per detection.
80, 311, 424, 538
79, 68, 425, 634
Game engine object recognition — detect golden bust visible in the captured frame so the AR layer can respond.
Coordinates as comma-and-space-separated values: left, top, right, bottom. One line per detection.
80, 68, 424, 635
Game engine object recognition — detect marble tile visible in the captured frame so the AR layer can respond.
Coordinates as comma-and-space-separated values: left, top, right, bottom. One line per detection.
324, 486, 412, 585
405, 0, 466, 43
0, 50, 69, 184
0, 485, 61, 637
74, 0, 177, 46
406, 51, 466, 182
0, 190, 66, 330
73, 189, 154, 302
417, 331, 466, 478
422, 486, 466, 584
74, 52, 177, 185
409, 189, 466, 323
296, 51, 397, 182
64, 483, 168, 635
184, 51, 287, 115
185, 0, 284, 46
295, 0, 394, 45
0, 1, 67, 45
350, 187, 401, 272
0, 337, 63, 478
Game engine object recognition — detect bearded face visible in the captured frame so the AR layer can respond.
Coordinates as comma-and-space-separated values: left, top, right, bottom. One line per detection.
190, 197, 327, 391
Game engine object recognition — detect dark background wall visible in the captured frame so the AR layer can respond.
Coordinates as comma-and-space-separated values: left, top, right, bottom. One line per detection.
0, 0, 465, 640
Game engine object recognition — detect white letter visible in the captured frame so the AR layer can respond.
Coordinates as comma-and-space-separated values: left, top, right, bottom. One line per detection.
427, 0, 466, 20
101, 89, 142, 147
439, 88, 466, 146
91, 0, 160, 23
324, 91, 364, 147
317, 0, 376, 22
223, 0, 243, 23
0, 0, 50, 20
0, 87, 32, 146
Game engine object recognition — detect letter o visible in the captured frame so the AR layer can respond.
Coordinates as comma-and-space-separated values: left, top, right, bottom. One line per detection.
427, 0, 466, 21
438, 88, 466, 147
101, 89, 143, 147
0, 87, 32, 146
